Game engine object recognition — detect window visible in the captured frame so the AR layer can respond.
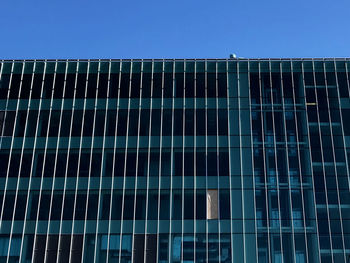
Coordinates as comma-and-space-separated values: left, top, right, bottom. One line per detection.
71, 110, 83, 136
3, 111, 16, 136
0, 74, 11, 99
135, 190, 146, 220
207, 190, 218, 219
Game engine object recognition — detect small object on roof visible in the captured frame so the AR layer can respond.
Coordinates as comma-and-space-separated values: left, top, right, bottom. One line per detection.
230, 53, 237, 59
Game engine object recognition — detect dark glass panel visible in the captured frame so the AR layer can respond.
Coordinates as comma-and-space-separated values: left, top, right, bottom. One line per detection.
164, 73, 173, 98
219, 148, 229, 177
58, 235, 71, 263
29, 192, 39, 220
49, 110, 61, 137
67, 152, 79, 177
33, 152, 44, 177
0, 151, 9, 177
133, 234, 145, 263
14, 110, 27, 137
139, 109, 150, 136
147, 190, 158, 220
87, 73, 98, 98
92, 151, 101, 177
183, 235, 194, 261
173, 149, 182, 177
207, 109, 217, 135
106, 110, 116, 136
218, 72, 227, 97
149, 149, 159, 177
196, 148, 206, 177
38, 110, 49, 136
337, 72, 349, 98
79, 153, 90, 177
162, 109, 172, 136
87, 192, 98, 220
218, 109, 228, 135
20, 153, 33, 177
111, 190, 122, 220
8, 153, 20, 177
196, 109, 205, 136
172, 190, 182, 220
185, 109, 194, 136
196, 190, 206, 220
59, 110, 72, 137
26, 110, 38, 137
161, 149, 171, 177
126, 150, 137, 177
128, 109, 139, 136
46, 235, 59, 262
153, 73, 162, 98
130, 73, 141, 98
50, 192, 63, 220
185, 73, 194, 98
304, 72, 314, 86
0, 74, 10, 99
120, 73, 130, 98
137, 150, 148, 177
71, 110, 83, 136
98, 73, 108, 98
142, 73, 152, 98
83, 110, 95, 137
174, 73, 184, 98
159, 190, 170, 220
184, 190, 194, 219
63, 193, 75, 220
100, 192, 111, 220
195, 234, 206, 262
3, 193, 15, 220
123, 191, 134, 220
173, 109, 183, 136
114, 150, 125, 177
43, 153, 56, 177
207, 73, 216, 97
9, 74, 21, 99
207, 149, 217, 176
3, 111, 16, 136
184, 149, 194, 176
117, 109, 128, 136
31, 73, 43, 99
109, 72, 120, 98
94, 110, 105, 136
53, 73, 65, 98
158, 234, 169, 262
38, 193, 51, 220
64, 73, 76, 98
20, 74, 33, 99
151, 109, 161, 136
103, 152, 113, 177
208, 234, 219, 262
33, 235, 46, 263
196, 72, 205, 98
76, 73, 87, 98
219, 189, 230, 219
42, 74, 54, 99
135, 190, 146, 220
282, 73, 293, 98
145, 234, 157, 263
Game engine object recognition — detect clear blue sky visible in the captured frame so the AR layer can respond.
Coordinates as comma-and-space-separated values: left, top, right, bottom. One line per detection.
1, 0, 349, 59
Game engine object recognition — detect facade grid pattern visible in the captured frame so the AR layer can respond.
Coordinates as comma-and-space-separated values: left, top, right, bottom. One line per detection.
0, 58, 349, 262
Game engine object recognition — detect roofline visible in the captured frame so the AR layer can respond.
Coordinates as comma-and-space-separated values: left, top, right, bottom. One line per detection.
1, 58, 350, 62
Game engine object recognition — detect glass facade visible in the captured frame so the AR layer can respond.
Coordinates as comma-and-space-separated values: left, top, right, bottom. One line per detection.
0, 58, 349, 262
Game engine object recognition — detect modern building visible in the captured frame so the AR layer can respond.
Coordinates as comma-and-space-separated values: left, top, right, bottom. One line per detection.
0, 58, 349, 262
